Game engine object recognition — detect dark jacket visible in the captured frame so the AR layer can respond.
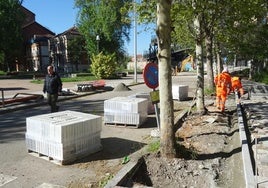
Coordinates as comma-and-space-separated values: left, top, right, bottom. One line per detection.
43, 72, 62, 94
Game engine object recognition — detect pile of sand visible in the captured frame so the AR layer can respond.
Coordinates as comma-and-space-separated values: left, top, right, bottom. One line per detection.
113, 83, 131, 91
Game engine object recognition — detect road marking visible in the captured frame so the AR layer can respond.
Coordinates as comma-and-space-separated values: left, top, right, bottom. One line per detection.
0, 174, 17, 186
36, 183, 66, 188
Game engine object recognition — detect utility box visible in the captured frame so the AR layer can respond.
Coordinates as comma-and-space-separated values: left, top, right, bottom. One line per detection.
104, 97, 148, 127
172, 85, 189, 101
25, 110, 102, 164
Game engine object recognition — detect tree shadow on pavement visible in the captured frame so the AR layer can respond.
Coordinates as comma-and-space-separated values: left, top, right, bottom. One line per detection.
0, 115, 27, 143
75, 137, 146, 163
60, 99, 105, 115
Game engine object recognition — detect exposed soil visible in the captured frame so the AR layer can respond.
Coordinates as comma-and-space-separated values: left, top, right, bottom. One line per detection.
66, 97, 245, 188
131, 102, 245, 188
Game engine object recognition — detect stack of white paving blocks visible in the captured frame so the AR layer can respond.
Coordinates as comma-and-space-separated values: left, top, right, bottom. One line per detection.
172, 85, 189, 101
25, 110, 102, 164
104, 97, 148, 127
128, 92, 155, 114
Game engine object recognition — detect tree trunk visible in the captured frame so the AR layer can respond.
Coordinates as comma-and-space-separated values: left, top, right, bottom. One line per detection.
157, 0, 176, 158
205, 34, 214, 90
249, 60, 254, 80
213, 42, 223, 75
194, 14, 205, 114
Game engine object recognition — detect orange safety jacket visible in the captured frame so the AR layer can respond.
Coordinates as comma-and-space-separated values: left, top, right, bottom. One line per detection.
231, 76, 244, 95
215, 72, 231, 93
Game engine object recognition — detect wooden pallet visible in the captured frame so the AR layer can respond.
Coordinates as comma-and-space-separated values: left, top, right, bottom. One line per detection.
27, 150, 74, 165
27, 145, 103, 165
104, 122, 141, 128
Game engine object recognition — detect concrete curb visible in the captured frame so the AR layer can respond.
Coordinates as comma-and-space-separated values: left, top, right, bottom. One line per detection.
237, 102, 256, 188
104, 154, 145, 188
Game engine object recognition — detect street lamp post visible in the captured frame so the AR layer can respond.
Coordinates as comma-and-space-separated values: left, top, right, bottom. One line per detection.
133, 0, 137, 83
56, 41, 60, 71
96, 35, 100, 54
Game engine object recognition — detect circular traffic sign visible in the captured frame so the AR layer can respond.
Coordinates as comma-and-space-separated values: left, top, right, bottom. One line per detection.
143, 62, 159, 89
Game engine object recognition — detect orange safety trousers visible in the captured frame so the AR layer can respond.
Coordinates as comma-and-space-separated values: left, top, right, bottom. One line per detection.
215, 72, 231, 112
232, 77, 244, 104
216, 87, 228, 112
231, 77, 244, 96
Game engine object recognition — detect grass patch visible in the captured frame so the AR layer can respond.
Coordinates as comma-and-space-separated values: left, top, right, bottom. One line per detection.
73, 73, 93, 77
190, 105, 197, 112
147, 139, 199, 159
61, 75, 97, 82
30, 75, 98, 84
31, 79, 43, 84
147, 139, 160, 153
98, 173, 114, 188
204, 87, 215, 96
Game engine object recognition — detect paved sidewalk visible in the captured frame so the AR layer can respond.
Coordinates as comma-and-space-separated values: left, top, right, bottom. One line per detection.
240, 81, 268, 188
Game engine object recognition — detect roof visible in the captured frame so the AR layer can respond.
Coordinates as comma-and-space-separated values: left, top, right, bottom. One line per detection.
56, 26, 81, 37
22, 22, 55, 43
22, 21, 55, 35
20, 5, 36, 27
20, 5, 35, 17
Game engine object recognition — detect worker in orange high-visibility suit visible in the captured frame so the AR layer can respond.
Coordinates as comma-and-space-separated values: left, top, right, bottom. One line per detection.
214, 68, 232, 112
231, 76, 244, 103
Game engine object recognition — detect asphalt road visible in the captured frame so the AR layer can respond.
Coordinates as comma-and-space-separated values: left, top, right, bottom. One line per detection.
2, 69, 267, 188
0, 73, 197, 188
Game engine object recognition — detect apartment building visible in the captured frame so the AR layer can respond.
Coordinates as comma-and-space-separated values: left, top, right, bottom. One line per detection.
20, 6, 88, 73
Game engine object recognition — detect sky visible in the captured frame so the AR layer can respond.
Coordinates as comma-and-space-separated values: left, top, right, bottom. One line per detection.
22, 0, 154, 56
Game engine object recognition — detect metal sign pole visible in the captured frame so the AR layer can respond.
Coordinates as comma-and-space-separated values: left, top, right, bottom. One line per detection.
143, 62, 160, 137
153, 97, 160, 130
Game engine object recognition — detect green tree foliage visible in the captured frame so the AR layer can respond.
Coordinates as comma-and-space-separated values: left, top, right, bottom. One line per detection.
216, 0, 267, 57
0, 0, 24, 71
213, 0, 268, 78
90, 52, 116, 79
75, 0, 131, 61
171, 2, 195, 49
68, 35, 87, 71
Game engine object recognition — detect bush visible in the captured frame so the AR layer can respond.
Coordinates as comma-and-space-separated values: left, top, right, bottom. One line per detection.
253, 69, 268, 84
90, 52, 117, 79
0, 71, 5, 75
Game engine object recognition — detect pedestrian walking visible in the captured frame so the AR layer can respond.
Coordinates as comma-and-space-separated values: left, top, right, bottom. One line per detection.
43, 65, 62, 113
214, 67, 232, 112
231, 76, 244, 103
